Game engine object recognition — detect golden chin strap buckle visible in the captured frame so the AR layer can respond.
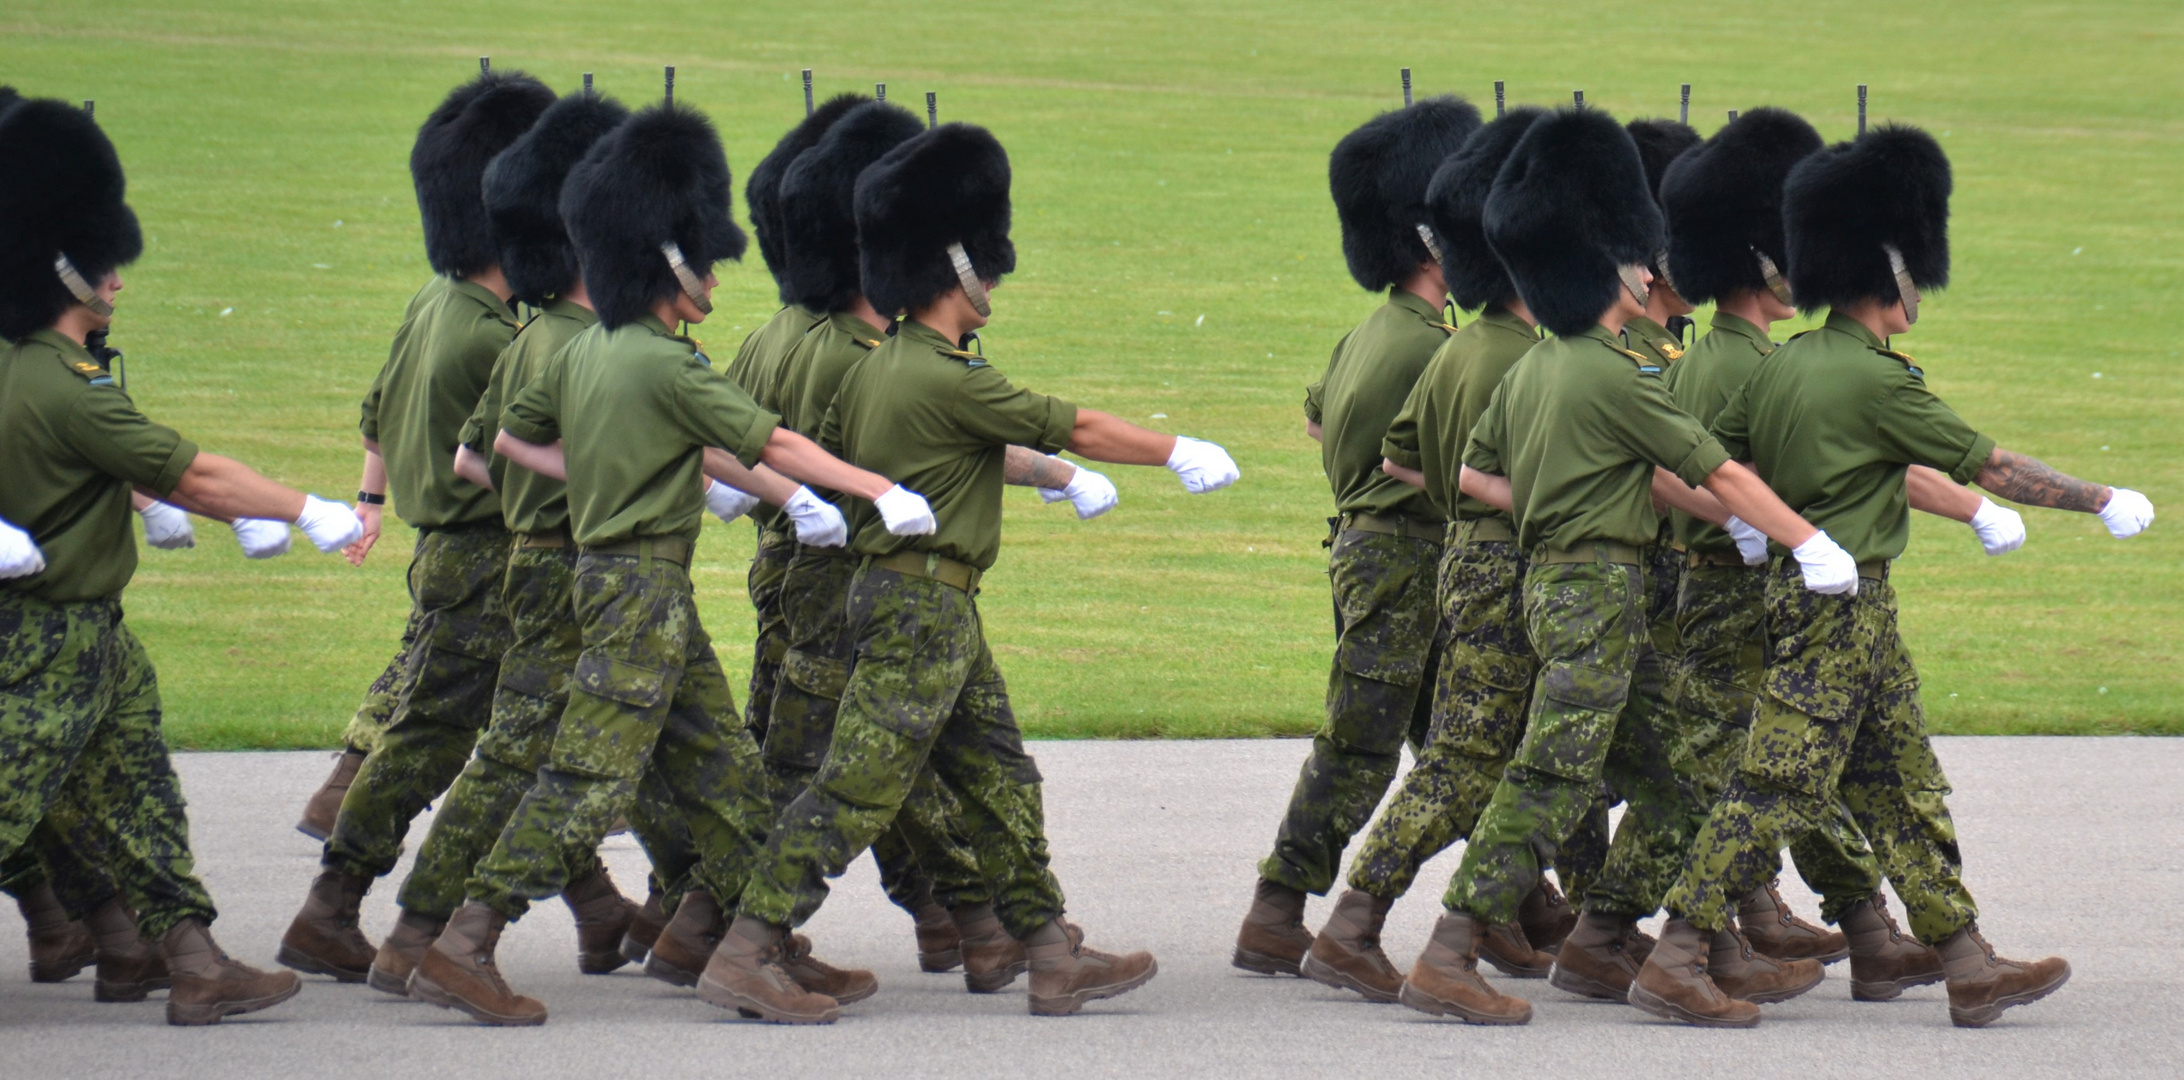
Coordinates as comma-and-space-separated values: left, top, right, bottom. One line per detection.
1883, 243, 1920, 325
54, 253, 113, 318
661, 241, 713, 315
1415, 222, 1445, 265
946, 242, 991, 318
1751, 246, 1794, 307
1617, 263, 1651, 308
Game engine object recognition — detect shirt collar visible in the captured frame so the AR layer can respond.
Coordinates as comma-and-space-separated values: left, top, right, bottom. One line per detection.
446, 276, 515, 321
1823, 310, 1885, 350
898, 318, 963, 352
1570, 323, 1622, 347
1477, 303, 1542, 340
828, 308, 888, 346
637, 313, 678, 338
1386, 288, 1446, 324
1707, 310, 1772, 353
26, 328, 93, 361
1623, 315, 1672, 344
542, 297, 598, 327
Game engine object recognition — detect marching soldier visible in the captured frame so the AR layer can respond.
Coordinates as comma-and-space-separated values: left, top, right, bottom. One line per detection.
1236, 95, 1482, 979
1632, 123, 2153, 1028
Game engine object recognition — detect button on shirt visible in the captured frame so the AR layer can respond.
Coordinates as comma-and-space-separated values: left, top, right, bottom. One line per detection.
1305, 290, 1455, 521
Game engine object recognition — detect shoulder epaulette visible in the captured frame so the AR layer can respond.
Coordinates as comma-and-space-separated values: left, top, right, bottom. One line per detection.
855, 336, 883, 350
1606, 339, 1659, 374
1784, 329, 1817, 343
64, 358, 114, 385
1655, 339, 1684, 361
940, 348, 988, 368
1875, 347, 1924, 378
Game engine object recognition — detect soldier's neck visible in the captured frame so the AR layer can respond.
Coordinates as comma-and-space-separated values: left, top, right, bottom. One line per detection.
1714, 290, 1774, 336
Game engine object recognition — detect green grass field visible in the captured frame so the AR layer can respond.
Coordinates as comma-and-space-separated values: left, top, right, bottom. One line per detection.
4, 1, 2178, 748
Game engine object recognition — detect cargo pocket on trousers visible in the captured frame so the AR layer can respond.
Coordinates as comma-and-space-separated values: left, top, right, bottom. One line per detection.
555, 653, 671, 780
495, 652, 563, 701
766, 649, 852, 770
0, 603, 68, 690
782, 649, 850, 702
1539, 663, 1629, 714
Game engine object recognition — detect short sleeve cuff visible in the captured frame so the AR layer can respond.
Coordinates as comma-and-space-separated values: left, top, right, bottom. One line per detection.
456, 417, 487, 455
500, 412, 557, 448
1673, 438, 1733, 488
359, 411, 379, 442
729, 413, 781, 469
1382, 441, 1423, 471
150, 438, 199, 498
1034, 399, 1078, 456
1945, 433, 1997, 486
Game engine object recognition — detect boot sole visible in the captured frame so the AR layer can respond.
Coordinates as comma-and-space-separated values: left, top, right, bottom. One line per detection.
1548, 961, 1630, 1001
1626, 980, 1760, 1028
30, 953, 97, 983
1727, 963, 1826, 1005
366, 963, 416, 997
643, 953, 701, 988
919, 948, 964, 973
276, 944, 369, 983
695, 973, 840, 1024
964, 961, 1028, 994
294, 820, 332, 842
1029, 958, 1158, 1016
1298, 952, 1400, 1003
1949, 965, 2070, 1028
1231, 945, 1303, 977
1851, 969, 1945, 1002
1480, 951, 1552, 979
1754, 943, 1850, 965
409, 971, 548, 1026
577, 951, 632, 976
619, 933, 657, 965
95, 976, 170, 1003
1396, 980, 1531, 1025
166, 979, 303, 1026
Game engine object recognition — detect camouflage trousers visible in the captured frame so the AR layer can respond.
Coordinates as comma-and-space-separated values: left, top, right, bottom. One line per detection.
742, 529, 796, 741
338, 613, 417, 755
467, 548, 773, 919
0, 595, 214, 938
768, 545, 988, 912
323, 523, 513, 880
1261, 527, 1443, 895
1663, 563, 1975, 942
739, 565, 1063, 941
0, 766, 120, 918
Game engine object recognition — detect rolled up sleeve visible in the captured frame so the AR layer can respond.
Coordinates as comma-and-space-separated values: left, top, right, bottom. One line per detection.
67, 391, 199, 497
675, 362, 780, 468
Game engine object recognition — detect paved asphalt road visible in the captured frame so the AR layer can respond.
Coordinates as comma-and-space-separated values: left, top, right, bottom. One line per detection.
2, 738, 2179, 1079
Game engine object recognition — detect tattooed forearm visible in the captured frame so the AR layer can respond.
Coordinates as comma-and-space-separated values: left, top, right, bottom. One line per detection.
1975, 448, 2110, 513
1002, 445, 1075, 488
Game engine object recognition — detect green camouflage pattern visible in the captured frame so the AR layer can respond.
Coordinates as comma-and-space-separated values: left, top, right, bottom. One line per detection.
1662, 563, 1975, 942
742, 530, 796, 741
1260, 529, 1442, 895
0, 594, 215, 938
338, 614, 417, 755
0, 777, 120, 918
466, 552, 773, 919
1557, 795, 1612, 904
322, 524, 513, 879
738, 567, 1063, 940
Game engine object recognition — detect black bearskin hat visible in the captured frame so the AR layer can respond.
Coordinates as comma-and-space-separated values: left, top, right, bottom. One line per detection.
0, 96, 143, 340
1626, 118, 1701, 204
561, 103, 748, 330
1329, 96, 1483, 292
854, 122, 1014, 318
411, 70, 555, 278
1483, 107, 1663, 337
746, 93, 867, 299
484, 90, 630, 306
778, 100, 925, 313
1425, 106, 1547, 312
1659, 107, 1823, 305
1782, 124, 1951, 313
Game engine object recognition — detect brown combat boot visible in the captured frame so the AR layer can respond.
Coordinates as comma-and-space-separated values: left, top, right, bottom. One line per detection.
643, 889, 723, 987
1025, 919, 1157, 1016
1739, 879, 1848, 963
954, 901, 1028, 993
621, 885, 667, 965
409, 902, 546, 1025
1708, 924, 1824, 1004
295, 748, 364, 841
914, 903, 963, 972
1518, 875, 1578, 954
1397, 911, 1532, 1024
366, 909, 443, 997
696, 915, 839, 1024
1937, 923, 2069, 1028
780, 933, 878, 1005
85, 899, 169, 1002
1480, 919, 1555, 978
1233, 878, 1313, 976
1626, 918, 1760, 1028
1548, 910, 1646, 1000
161, 918, 303, 1026
15, 881, 95, 983
560, 862, 637, 975
1300, 889, 1403, 1002
277, 868, 375, 982
1842, 893, 1944, 1001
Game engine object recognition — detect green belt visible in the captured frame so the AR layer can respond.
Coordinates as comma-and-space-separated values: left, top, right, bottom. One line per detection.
795, 542, 857, 560
755, 526, 796, 551
514, 529, 570, 550
867, 550, 982, 593
1533, 540, 1644, 566
581, 536, 694, 569
1340, 512, 1446, 543
1686, 547, 1747, 568
1452, 517, 1516, 544
1858, 559, 1890, 581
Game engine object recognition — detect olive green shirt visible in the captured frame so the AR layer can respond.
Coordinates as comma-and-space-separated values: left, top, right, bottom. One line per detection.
1465, 324, 1731, 552
822, 320, 1078, 571
458, 298, 597, 536
1381, 304, 1541, 523
1712, 312, 1996, 564
727, 303, 825, 535
502, 315, 780, 548
0, 330, 199, 602
359, 276, 518, 529
774, 309, 887, 505
1667, 311, 1773, 556
1304, 290, 1454, 521
1622, 314, 1687, 368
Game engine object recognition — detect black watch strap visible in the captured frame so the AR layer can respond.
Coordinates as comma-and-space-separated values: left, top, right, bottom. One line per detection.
356, 491, 387, 505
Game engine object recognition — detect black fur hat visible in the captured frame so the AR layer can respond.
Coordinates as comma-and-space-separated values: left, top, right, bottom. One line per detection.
1329, 96, 1483, 292
1659, 108, 1822, 305
411, 70, 555, 278
1426, 106, 1547, 312
854, 122, 1015, 318
1626, 118, 1701, 203
484, 90, 631, 306
1483, 107, 1663, 337
746, 93, 868, 299
561, 103, 748, 330
778, 100, 924, 313
0, 96, 143, 340
1782, 124, 1951, 313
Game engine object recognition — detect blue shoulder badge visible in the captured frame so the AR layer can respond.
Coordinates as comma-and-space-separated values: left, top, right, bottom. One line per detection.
1876, 348, 1924, 378
1609, 342, 1661, 376
940, 348, 988, 368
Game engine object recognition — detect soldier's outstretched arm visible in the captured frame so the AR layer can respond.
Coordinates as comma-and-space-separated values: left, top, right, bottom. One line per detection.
701, 447, 850, 546
1974, 447, 2153, 538
348, 439, 388, 566
163, 453, 362, 555
758, 428, 935, 536
1907, 464, 2025, 555
1007, 445, 1118, 520
1067, 409, 1239, 493
0, 516, 45, 579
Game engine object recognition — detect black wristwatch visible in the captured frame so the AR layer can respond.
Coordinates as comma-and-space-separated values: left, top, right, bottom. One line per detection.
356, 491, 387, 505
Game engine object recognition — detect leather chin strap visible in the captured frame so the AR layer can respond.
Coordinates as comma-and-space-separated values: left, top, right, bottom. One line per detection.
1415, 223, 1445, 265
55, 253, 113, 318
1751, 247, 1794, 307
946, 242, 991, 318
1883, 243, 1920, 325
1616, 263, 1651, 309
661, 241, 713, 316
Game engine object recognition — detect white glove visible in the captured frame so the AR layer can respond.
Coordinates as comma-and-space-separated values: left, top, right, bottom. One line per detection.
1722, 515, 1771, 566
2096, 487, 2154, 539
294, 495, 366, 554
1967, 497, 2025, 556
139, 501, 196, 550
704, 479, 763, 525
1165, 436, 1240, 494
1039, 461, 1119, 520
1791, 531, 1859, 595
0, 518, 45, 579
230, 518, 293, 559
781, 486, 848, 548
873, 484, 937, 536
